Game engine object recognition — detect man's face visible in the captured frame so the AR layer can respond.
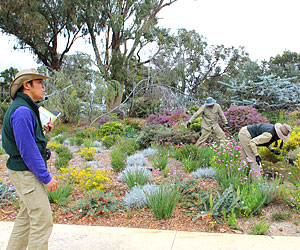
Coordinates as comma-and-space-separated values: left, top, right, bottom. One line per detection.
207, 104, 214, 108
26, 79, 45, 101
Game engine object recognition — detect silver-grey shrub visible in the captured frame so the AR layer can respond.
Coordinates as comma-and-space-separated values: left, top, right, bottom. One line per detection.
141, 148, 158, 157
126, 153, 147, 168
124, 184, 159, 208
190, 167, 217, 179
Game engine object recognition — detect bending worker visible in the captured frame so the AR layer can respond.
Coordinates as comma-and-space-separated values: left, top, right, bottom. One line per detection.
187, 97, 228, 145
238, 123, 292, 180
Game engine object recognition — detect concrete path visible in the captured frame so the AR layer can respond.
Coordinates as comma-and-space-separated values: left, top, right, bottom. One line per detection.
1, 221, 300, 250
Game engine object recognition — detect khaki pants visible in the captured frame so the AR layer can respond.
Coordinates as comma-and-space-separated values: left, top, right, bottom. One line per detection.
7, 170, 53, 250
196, 125, 225, 146
238, 127, 261, 180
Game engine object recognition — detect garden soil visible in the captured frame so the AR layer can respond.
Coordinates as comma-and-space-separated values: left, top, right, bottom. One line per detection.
1, 144, 300, 237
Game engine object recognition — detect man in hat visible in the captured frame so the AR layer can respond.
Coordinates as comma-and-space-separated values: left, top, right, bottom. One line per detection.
238, 123, 292, 180
187, 97, 228, 145
2, 68, 58, 249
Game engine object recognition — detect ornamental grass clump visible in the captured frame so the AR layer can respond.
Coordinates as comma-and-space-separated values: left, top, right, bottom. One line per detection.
141, 148, 158, 157
151, 154, 168, 171
69, 190, 123, 219
47, 182, 73, 207
146, 184, 181, 220
118, 166, 152, 189
124, 184, 159, 209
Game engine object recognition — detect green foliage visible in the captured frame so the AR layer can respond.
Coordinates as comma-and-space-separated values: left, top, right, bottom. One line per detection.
0, 181, 16, 205
250, 219, 271, 235
0, 147, 6, 155
54, 133, 68, 144
272, 212, 291, 221
146, 185, 181, 220
123, 126, 138, 138
99, 122, 124, 137
190, 105, 199, 113
110, 139, 139, 172
151, 155, 168, 171
119, 166, 152, 189
0, 103, 9, 125
69, 190, 123, 219
47, 182, 73, 207
190, 118, 202, 132
182, 158, 200, 173
101, 135, 121, 148
190, 184, 246, 225
137, 124, 198, 148
54, 146, 73, 170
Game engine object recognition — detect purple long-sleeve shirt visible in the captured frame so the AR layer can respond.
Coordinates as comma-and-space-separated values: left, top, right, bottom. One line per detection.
10, 106, 52, 185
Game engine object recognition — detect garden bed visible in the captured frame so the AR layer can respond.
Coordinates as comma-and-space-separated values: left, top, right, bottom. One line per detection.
1, 144, 300, 237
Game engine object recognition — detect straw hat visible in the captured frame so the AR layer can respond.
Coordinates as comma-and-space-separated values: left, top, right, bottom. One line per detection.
10, 68, 50, 99
275, 123, 292, 141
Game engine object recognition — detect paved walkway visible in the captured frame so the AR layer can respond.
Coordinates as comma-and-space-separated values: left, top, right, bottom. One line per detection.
1, 221, 300, 250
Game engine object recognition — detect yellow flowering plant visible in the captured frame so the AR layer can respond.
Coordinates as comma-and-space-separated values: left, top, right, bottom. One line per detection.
58, 166, 111, 191
47, 141, 61, 150
78, 147, 96, 161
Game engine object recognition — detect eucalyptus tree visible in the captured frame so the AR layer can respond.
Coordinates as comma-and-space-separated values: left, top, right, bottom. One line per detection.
0, 0, 84, 70
0, 67, 18, 102
265, 50, 300, 82
80, 0, 178, 111
152, 29, 248, 102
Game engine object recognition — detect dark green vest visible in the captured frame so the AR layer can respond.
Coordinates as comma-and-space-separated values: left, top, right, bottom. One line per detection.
2, 92, 47, 171
247, 123, 279, 147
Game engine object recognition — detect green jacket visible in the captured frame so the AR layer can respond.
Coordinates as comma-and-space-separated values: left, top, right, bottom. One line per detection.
2, 92, 47, 171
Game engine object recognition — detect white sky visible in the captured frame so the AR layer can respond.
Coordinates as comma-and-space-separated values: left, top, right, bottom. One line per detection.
1, 0, 300, 72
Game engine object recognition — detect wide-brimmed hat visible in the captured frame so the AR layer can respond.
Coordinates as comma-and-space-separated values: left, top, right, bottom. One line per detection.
10, 68, 51, 100
275, 123, 292, 141
204, 97, 216, 106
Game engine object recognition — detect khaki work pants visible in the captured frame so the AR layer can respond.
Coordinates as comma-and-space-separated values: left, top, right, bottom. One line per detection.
238, 126, 261, 180
196, 125, 225, 146
7, 170, 53, 250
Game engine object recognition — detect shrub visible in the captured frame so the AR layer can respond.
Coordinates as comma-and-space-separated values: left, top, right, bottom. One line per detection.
47, 141, 61, 151
137, 125, 198, 148
101, 135, 120, 148
190, 118, 202, 132
145, 108, 189, 127
47, 182, 73, 206
190, 167, 217, 179
118, 166, 152, 189
141, 148, 158, 157
190, 184, 246, 225
123, 184, 159, 209
53, 133, 68, 144
78, 147, 96, 161
219, 106, 269, 135
99, 122, 124, 137
110, 139, 139, 172
126, 153, 148, 168
146, 185, 181, 220
0, 181, 16, 205
58, 166, 111, 191
250, 219, 271, 235
69, 190, 123, 219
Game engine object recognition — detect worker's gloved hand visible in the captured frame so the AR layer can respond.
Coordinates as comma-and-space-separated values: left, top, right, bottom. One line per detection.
187, 122, 191, 128
256, 155, 262, 165
224, 123, 230, 129
271, 149, 281, 155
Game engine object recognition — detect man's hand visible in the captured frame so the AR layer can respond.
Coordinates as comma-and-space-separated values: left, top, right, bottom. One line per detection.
187, 122, 191, 128
271, 149, 281, 155
43, 121, 54, 134
255, 155, 262, 165
46, 177, 58, 192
